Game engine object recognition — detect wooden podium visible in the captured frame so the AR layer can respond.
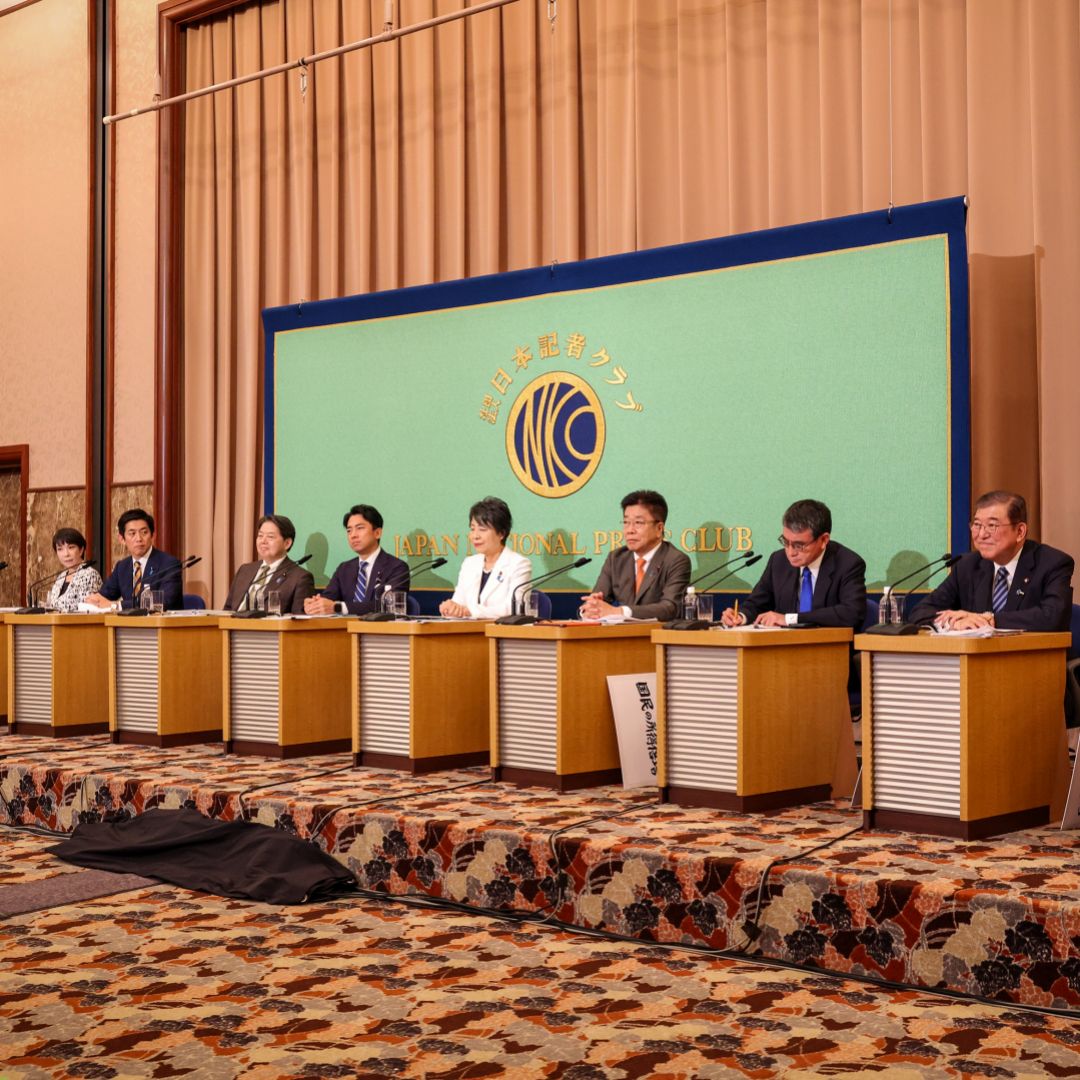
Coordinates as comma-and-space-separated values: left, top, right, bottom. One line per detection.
349, 620, 489, 773
857, 631, 1071, 839
221, 616, 351, 757
487, 622, 655, 790
4, 613, 109, 736
655, 626, 853, 810
0, 614, 9, 723
107, 614, 223, 747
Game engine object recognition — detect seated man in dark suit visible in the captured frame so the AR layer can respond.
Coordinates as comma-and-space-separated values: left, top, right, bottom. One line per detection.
304, 504, 410, 616
722, 499, 866, 629
909, 490, 1074, 632
86, 508, 183, 611
580, 490, 691, 621
224, 514, 314, 614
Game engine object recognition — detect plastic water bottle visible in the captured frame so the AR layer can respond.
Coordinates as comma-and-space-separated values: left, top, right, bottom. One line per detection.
381, 584, 394, 614
878, 586, 901, 625
683, 586, 698, 621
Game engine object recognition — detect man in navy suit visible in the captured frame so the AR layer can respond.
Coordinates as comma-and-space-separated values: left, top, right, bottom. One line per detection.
87, 508, 183, 611
304, 504, 410, 616
909, 490, 1074, 632
721, 499, 866, 630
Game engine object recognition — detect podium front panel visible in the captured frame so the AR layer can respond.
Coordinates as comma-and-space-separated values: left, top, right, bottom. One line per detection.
665, 645, 737, 793
13, 625, 51, 727
870, 653, 960, 816
114, 628, 159, 735
359, 635, 410, 757
497, 639, 557, 773
229, 630, 280, 744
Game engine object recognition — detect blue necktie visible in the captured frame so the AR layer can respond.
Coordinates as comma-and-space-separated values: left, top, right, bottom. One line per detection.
992, 565, 1009, 613
799, 567, 813, 613
353, 561, 369, 604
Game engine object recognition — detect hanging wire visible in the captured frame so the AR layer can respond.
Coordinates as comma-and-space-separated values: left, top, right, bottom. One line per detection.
548, 0, 558, 271
887, 0, 894, 222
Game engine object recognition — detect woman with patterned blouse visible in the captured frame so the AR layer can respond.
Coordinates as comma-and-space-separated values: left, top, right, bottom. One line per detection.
45, 527, 103, 612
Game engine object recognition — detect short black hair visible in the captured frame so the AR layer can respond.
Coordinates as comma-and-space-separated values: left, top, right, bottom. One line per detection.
53, 527, 87, 553
117, 508, 155, 536
256, 514, 296, 545
974, 490, 1027, 524
469, 496, 512, 540
342, 504, 384, 531
621, 490, 668, 524
782, 499, 832, 538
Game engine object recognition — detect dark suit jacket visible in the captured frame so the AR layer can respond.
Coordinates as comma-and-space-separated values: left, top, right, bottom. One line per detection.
592, 541, 691, 621
322, 550, 411, 615
99, 548, 183, 610
740, 541, 867, 628
224, 558, 315, 614
908, 540, 1074, 631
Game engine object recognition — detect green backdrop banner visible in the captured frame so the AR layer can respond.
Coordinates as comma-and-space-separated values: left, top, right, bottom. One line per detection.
266, 201, 969, 595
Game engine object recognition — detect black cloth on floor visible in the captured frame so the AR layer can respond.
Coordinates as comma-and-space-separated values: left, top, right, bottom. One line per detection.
48, 808, 357, 905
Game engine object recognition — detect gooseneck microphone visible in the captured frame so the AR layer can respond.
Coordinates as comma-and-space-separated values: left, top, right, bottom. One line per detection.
18, 560, 97, 613
687, 549, 757, 591
865, 552, 958, 636
115, 555, 201, 616
408, 556, 448, 578
295, 553, 314, 566
693, 552, 763, 593
497, 556, 593, 625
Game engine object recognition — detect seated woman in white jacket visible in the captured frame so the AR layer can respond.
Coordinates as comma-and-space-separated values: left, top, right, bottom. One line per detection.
439, 497, 532, 619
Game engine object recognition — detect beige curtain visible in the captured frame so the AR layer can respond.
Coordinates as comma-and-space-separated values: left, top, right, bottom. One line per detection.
182, 0, 1080, 601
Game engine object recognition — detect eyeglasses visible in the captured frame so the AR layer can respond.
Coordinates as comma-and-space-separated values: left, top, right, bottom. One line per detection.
778, 534, 817, 554
969, 521, 1016, 535
622, 518, 659, 530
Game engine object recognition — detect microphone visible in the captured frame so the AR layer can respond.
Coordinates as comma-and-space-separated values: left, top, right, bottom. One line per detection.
17, 560, 97, 613
295, 553, 313, 566
694, 553, 763, 593
496, 556, 593, 626
687, 549, 756, 590
115, 555, 200, 616
864, 552, 958, 636
408, 556, 448, 578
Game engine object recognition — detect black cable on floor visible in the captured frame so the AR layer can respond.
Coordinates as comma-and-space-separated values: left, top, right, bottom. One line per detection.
234, 762, 358, 820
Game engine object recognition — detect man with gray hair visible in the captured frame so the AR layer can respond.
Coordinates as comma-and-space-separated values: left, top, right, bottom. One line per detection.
909, 490, 1073, 632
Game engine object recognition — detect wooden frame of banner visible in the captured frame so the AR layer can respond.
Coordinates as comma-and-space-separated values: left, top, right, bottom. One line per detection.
654, 626, 854, 811
857, 631, 1071, 839
221, 617, 351, 758
4, 613, 110, 736
106, 614, 223, 747
0, 614, 8, 723
349, 620, 490, 773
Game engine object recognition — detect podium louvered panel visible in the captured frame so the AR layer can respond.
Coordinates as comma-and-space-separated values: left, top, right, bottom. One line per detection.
871, 653, 961, 815
498, 639, 557, 772
665, 645, 739, 792
114, 628, 159, 733
360, 635, 411, 755
13, 625, 52, 726
229, 631, 280, 743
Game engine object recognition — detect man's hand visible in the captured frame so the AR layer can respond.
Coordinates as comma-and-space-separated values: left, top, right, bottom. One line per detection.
85, 592, 114, 610
580, 592, 620, 620
754, 611, 788, 627
439, 600, 471, 618
935, 609, 993, 630
720, 607, 746, 627
304, 595, 336, 615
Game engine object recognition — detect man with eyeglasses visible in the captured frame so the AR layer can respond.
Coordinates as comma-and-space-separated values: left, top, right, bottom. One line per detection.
721, 499, 866, 632
580, 490, 690, 621
909, 491, 1073, 632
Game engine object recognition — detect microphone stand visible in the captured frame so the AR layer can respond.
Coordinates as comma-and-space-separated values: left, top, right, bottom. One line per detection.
864, 553, 956, 636
496, 557, 593, 626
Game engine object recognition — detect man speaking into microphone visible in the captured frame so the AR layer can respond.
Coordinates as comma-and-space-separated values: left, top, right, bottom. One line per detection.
224, 515, 314, 614
580, 490, 690, 622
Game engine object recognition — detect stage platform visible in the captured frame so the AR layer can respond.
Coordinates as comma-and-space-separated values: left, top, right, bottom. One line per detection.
2, 732, 1079, 1012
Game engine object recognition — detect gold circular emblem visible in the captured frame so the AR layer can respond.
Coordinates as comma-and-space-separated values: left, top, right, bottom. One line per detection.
504, 371, 606, 498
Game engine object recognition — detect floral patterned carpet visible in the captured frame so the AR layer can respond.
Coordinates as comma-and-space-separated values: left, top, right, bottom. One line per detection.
2, 734, 1080, 1015
2, 828, 1080, 1079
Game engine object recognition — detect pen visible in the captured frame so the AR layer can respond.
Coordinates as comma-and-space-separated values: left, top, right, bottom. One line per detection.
733, 599, 739, 624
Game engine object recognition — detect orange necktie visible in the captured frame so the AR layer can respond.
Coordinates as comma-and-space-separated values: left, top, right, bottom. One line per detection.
634, 556, 646, 594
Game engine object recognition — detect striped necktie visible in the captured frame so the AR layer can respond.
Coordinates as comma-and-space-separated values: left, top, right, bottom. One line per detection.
132, 559, 143, 602
243, 564, 272, 611
354, 560, 369, 604
992, 565, 1009, 613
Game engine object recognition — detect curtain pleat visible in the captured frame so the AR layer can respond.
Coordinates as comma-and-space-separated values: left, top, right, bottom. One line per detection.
181, 0, 1080, 600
